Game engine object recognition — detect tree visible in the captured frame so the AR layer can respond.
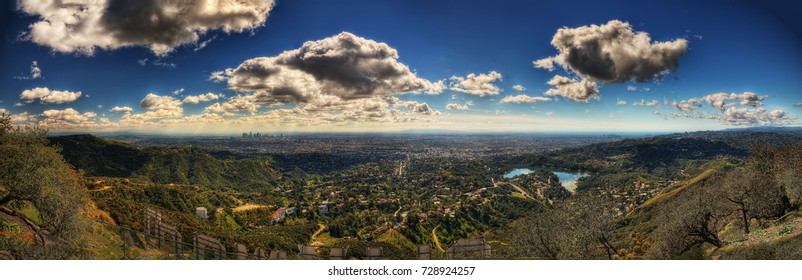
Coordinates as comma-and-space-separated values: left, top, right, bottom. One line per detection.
648, 180, 729, 259
766, 144, 802, 207
560, 194, 621, 260
506, 194, 622, 260
0, 114, 89, 247
506, 210, 565, 259
723, 166, 789, 235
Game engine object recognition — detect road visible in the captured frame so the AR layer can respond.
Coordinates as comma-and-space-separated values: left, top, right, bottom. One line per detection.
310, 223, 326, 246
506, 182, 533, 199
432, 223, 445, 253
393, 206, 402, 217
493, 178, 534, 200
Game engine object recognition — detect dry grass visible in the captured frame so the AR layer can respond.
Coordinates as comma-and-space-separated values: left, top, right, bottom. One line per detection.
231, 203, 268, 212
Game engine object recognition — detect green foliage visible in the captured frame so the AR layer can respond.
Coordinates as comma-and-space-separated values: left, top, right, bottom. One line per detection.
49, 134, 148, 177
0, 114, 92, 259
51, 135, 282, 191
242, 223, 317, 252
0, 220, 20, 232
777, 225, 793, 236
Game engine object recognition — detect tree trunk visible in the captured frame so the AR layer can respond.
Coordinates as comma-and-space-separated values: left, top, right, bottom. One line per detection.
741, 209, 750, 235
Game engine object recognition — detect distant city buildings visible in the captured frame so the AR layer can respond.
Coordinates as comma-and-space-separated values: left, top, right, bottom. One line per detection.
241, 132, 283, 138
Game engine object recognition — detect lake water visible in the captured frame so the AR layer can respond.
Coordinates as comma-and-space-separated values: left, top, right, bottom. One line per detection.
503, 168, 588, 192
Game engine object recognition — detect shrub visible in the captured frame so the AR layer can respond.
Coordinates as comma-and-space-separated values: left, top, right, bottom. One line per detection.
777, 225, 793, 236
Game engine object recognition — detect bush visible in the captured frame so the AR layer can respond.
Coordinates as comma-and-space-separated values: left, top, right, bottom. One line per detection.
0, 220, 21, 232
777, 225, 793, 236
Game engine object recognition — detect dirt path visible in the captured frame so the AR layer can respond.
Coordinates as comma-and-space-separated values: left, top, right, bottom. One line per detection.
231, 203, 268, 212
432, 223, 445, 252
309, 223, 326, 246
506, 182, 533, 199
91, 186, 112, 192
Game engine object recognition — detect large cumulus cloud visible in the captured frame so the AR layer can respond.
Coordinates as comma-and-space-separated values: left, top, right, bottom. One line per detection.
212, 32, 444, 106
534, 20, 688, 102
20, 0, 275, 56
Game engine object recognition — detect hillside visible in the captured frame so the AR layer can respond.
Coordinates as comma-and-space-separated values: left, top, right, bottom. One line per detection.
547, 137, 746, 173
50, 135, 283, 191
49, 134, 149, 178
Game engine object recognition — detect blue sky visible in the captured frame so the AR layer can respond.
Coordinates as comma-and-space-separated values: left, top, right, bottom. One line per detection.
0, 0, 800, 134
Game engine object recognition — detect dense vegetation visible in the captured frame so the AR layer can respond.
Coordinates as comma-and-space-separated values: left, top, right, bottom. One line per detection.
499, 143, 802, 260
4, 112, 802, 259
0, 115, 104, 259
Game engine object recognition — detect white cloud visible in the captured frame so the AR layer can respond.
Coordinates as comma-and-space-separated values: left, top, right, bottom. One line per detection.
19, 87, 82, 104
40, 108, 96, 124
445, 103, 470, 110
535, 20, 687, 83
194, 35, 217, 52
545, 112, 554, 117
109, 106, 133, 113
512, 85, 525, 91
20, 0, 276, 56
673, 92, 768, 112
204, 95, 260, 114
543, 75, 599, 102
172, 88, 185, 96
704, 92, 767, 109
140, 93, 180, 110
672, 99, 703, 112
534, 20, 688, 102
8, 112, 37, 124
632, 99, 659, 107
627, 86, 637, 91
500, 94, 551, 104
449, 71, 503, 96
126, 93, 183, 121
183, 92, 220, 104
403, 101, 437, 115
616, 99, 627, 105
667, 91, 790, 126
213, 32, 443, 106
14, 61, 42, 80
719, 108, 789, 126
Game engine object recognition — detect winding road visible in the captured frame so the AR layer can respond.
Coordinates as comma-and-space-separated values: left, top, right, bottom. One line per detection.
309, 223, 326, 246
432, 223, 445, 253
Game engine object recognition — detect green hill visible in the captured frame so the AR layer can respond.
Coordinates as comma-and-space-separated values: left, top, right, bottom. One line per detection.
50, 135, 282, 191
49, 134, 149, 177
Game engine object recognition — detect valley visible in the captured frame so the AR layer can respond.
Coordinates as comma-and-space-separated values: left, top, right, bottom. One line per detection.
4, 123, 802, 260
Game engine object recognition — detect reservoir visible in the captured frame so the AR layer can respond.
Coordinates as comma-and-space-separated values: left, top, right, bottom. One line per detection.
503, 168, 589, 192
